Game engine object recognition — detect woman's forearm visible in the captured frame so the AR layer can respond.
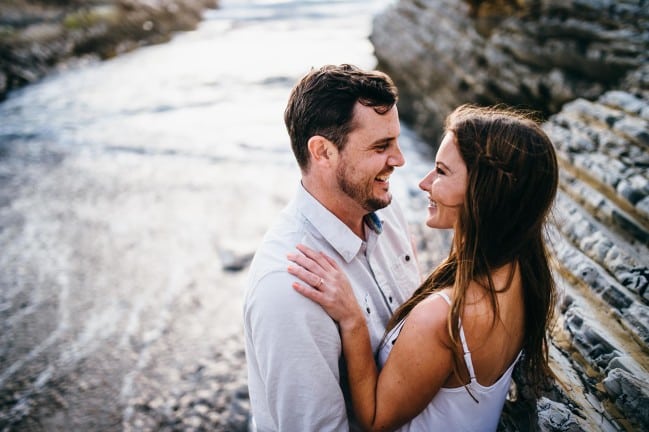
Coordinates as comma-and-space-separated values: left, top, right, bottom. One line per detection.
339, 317, 380, 430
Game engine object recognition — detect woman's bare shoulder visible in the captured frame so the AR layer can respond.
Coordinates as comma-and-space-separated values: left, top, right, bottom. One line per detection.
404, 290, 452, 341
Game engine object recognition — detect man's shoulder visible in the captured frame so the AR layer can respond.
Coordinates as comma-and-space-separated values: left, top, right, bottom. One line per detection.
246, 207, 328, 293
248, 220, 303, 285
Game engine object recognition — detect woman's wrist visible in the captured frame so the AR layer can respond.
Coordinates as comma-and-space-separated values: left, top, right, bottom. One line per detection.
339, 311, 366, 334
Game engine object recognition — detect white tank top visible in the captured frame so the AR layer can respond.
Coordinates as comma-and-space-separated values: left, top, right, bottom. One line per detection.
377, 292, 521, 432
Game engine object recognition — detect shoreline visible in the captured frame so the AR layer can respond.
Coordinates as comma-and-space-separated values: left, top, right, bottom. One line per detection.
0, 0, 219, 101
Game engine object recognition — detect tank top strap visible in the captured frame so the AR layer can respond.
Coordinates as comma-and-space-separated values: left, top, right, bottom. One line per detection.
458, 324, 477, 383
435, 291, 452, 305
433, 292, 477, 383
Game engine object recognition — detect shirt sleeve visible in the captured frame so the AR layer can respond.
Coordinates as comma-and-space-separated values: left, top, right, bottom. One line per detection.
245, 270, 350, 431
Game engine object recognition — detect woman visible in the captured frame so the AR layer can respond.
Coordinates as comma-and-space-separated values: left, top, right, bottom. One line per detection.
287, 104, 559, 431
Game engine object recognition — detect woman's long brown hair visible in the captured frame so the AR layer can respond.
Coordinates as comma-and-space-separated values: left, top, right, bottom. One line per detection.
386, 104, 559, 396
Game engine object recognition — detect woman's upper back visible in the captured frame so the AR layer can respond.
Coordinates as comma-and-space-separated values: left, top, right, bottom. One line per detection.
444, 262, 525, 388
377, 263, 525, 431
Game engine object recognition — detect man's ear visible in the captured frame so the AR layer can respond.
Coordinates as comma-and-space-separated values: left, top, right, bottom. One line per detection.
307, 135, 337, 165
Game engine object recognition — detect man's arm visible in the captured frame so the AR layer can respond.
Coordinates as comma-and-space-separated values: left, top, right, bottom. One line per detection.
245, 271, 350, 431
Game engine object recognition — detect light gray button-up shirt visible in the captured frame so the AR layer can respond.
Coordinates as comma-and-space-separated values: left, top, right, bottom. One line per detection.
244, 183, 421, 432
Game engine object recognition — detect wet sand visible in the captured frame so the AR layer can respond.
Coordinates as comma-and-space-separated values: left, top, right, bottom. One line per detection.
0, 139, 273, 429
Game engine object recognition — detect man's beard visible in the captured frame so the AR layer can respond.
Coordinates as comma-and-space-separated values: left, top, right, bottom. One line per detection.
336, 163, 392, 212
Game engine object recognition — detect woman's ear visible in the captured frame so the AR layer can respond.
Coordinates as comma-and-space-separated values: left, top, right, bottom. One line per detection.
307, 135, 337, 165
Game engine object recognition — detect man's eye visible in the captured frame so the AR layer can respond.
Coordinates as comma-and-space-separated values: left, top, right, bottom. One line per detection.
436, 167, 445, 175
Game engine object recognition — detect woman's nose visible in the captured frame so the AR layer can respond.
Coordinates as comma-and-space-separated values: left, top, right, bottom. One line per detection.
418, 170, 434, 191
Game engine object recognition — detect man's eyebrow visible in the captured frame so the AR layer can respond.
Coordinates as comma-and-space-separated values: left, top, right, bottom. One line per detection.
371, 137, 396, 146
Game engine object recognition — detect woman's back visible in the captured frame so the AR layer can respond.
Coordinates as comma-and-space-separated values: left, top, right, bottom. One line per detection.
445, 262, 525, 388
378, 264, 525, 432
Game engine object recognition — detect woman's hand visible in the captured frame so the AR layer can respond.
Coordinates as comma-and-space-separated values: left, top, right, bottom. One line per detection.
287, 244, 364, 331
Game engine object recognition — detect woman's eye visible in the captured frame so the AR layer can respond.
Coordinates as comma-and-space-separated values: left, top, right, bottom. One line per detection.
436, 167, 445, 175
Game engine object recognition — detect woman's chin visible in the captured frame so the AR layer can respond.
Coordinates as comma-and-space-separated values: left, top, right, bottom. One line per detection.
425, 218, 453, 230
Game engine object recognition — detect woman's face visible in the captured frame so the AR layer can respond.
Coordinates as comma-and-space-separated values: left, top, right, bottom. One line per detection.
418, 132, 468, 229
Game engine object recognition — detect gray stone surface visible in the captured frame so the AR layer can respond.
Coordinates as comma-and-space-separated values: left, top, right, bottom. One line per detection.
603, 367, 649, 428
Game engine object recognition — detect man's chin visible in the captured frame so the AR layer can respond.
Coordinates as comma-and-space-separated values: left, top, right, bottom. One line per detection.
365, 195, 392, 212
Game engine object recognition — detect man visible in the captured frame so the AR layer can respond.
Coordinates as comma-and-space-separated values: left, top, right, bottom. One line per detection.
243, 64, 421, 431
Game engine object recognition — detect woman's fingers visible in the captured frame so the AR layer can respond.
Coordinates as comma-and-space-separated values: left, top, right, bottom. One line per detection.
322, 252, 339, 270
287, 264, 322, 289
295, 243, 319, 260
287, 244, 352, 321
295, 244, 336, 272
287, 244, 337, 278
293, 279, 358, 325
287, 250, 322, 276
292, 281, 326, 304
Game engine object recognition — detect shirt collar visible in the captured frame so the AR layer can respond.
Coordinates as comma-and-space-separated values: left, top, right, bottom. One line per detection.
296, 184, 384, 263
364, 212, 383, 234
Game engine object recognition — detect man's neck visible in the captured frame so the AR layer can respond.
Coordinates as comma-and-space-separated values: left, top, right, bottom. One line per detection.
301, 179, 367, 240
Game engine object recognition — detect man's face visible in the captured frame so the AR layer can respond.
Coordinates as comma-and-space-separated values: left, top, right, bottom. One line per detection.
335, 103, 404, 212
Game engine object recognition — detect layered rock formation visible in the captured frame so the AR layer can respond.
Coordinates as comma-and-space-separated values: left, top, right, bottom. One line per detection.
539, 92, 649, 431
371, 0, 648, 141
371, 1, 649, 430
0, 0, 218, 100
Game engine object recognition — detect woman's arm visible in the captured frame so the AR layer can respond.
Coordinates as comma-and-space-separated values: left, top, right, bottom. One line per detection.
288, 244, 455, 431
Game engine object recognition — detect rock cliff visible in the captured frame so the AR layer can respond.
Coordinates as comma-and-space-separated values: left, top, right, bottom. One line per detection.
371, 0, 648, 141
371, 1, 649, 430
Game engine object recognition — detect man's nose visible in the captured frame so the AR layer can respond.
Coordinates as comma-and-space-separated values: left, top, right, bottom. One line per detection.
389, 144, 405, 167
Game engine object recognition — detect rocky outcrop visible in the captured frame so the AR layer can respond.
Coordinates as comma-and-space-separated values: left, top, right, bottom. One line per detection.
539, 91, 649, 431
371, 0, 649, 142
371, 1, 649, 430
0, 0, 218, 100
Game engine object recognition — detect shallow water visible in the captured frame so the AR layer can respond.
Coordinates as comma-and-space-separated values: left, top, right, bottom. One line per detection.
0, 0, 437, 429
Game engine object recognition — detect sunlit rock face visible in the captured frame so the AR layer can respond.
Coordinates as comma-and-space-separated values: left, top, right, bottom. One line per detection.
371, 1, 649, 430
371, 0, 648, 142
